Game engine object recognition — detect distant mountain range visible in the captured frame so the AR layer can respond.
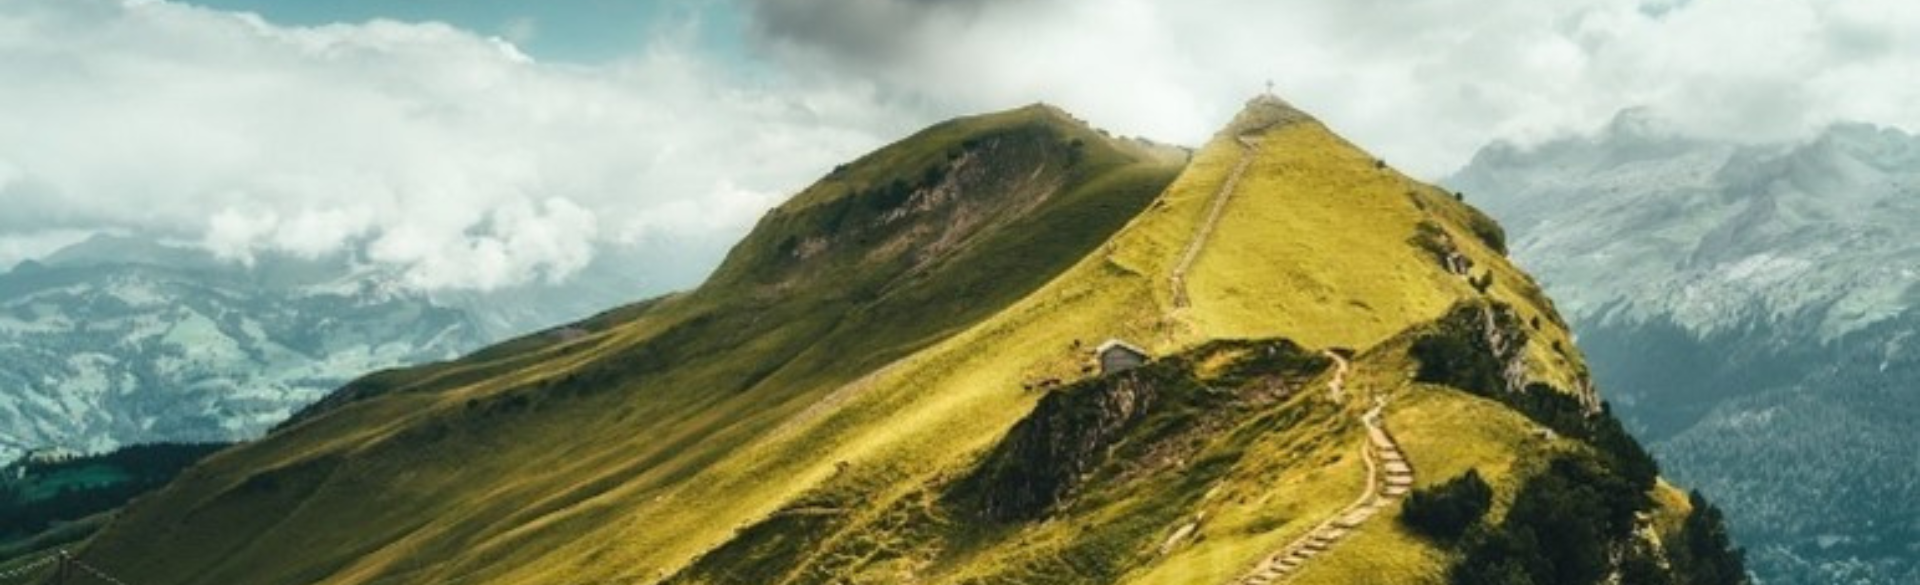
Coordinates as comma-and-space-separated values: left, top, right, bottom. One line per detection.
0, 234, 670, 463
1451, 110, 1919, 584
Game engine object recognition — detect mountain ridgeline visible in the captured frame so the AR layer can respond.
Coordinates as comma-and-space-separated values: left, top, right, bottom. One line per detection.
31, 98, 1742, 584
0, 230, 685, 466
0, 238, 485, 462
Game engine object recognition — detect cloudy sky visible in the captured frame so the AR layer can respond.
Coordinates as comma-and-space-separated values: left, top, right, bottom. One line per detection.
1, 0, 1915, 290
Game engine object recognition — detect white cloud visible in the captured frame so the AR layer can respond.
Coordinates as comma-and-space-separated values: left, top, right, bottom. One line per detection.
3, 0, 1916, 288
203, 207, 278, 266
0, 0, 900, 290
366, 197, 599, 290
745, 0, 1920, 177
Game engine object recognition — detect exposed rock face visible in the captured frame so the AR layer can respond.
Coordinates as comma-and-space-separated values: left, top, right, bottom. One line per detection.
959, 339, 1331, 522
716, 113, 1086, 296
964, 370, 1165, 521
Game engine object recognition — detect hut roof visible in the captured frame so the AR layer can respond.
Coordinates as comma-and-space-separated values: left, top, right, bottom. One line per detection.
1095, 338, 1148, 358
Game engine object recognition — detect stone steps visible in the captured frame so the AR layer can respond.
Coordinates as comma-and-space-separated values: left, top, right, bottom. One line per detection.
1367, 427, 1396, 450
1233, 367, 1414, 584
1335, 507, 1376, 528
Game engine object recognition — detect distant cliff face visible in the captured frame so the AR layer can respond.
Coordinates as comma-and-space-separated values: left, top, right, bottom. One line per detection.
1451, 111, 1918, 337
0, 236, 482, 461
1450, 113, 1920, 584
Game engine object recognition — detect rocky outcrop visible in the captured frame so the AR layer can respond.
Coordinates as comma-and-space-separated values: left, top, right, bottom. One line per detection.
1409, 301, 1529, 397
959, 338, 1328, 522
961, 369, 1168, 521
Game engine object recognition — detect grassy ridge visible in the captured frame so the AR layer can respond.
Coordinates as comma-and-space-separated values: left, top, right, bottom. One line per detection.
68, 97, 1705, 585
646, 97, 1637, 583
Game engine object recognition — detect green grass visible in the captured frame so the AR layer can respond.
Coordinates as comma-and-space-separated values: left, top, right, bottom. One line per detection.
1288, 522, 1444, 585
1184, 121, 1466, 348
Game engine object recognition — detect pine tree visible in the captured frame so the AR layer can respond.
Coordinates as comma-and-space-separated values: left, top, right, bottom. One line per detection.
1669, 490, 1749, 585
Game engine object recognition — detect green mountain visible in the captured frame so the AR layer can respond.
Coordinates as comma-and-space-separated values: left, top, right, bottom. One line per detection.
14, 97, 1742, 585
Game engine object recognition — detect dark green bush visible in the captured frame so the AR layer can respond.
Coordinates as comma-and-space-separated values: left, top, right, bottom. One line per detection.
1462, 208, 1508, 255
1504, 384, 1659, 490
1402, 469, 1494, 541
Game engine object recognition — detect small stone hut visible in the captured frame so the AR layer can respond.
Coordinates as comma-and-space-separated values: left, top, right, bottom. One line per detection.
1094, 339, 1150, 374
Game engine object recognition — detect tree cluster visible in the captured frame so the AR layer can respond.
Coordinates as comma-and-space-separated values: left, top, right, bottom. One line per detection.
1402, 469, 1494, 541
1449, 453, 1645, 585
1, 442, 226, 540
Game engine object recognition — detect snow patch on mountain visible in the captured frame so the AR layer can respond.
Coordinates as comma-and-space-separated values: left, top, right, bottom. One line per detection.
0, 237, 490, 462
0, 233, 682, 463
1452, 110, 1920, 340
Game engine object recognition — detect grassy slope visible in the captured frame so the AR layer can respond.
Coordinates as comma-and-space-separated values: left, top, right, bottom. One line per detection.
69, 97, 1683, 585
73, 105, 1182, 585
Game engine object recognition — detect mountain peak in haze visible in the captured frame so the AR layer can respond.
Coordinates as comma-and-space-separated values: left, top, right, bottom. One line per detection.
1603, 105, 1678, 141
1452, 111, 1919, 336
1223, 92, 1315, 135
40, 233, 219, 271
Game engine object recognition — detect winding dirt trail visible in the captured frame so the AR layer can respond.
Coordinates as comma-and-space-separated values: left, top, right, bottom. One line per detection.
1322, 350, 1349, 401
1171, 134, 1261, 309
1233, 357, 1414, 585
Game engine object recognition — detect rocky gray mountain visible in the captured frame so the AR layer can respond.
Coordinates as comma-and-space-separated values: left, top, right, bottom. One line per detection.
1449, 111, 1919, 584
0, 234, 670, 464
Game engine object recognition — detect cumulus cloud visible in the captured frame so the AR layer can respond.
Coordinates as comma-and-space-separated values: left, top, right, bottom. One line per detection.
3, 0, 1916, 287
745, 0, 1920, 176
0, 0, 902, 289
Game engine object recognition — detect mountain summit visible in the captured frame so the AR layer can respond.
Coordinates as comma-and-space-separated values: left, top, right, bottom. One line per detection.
49, 97, 1740, 585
